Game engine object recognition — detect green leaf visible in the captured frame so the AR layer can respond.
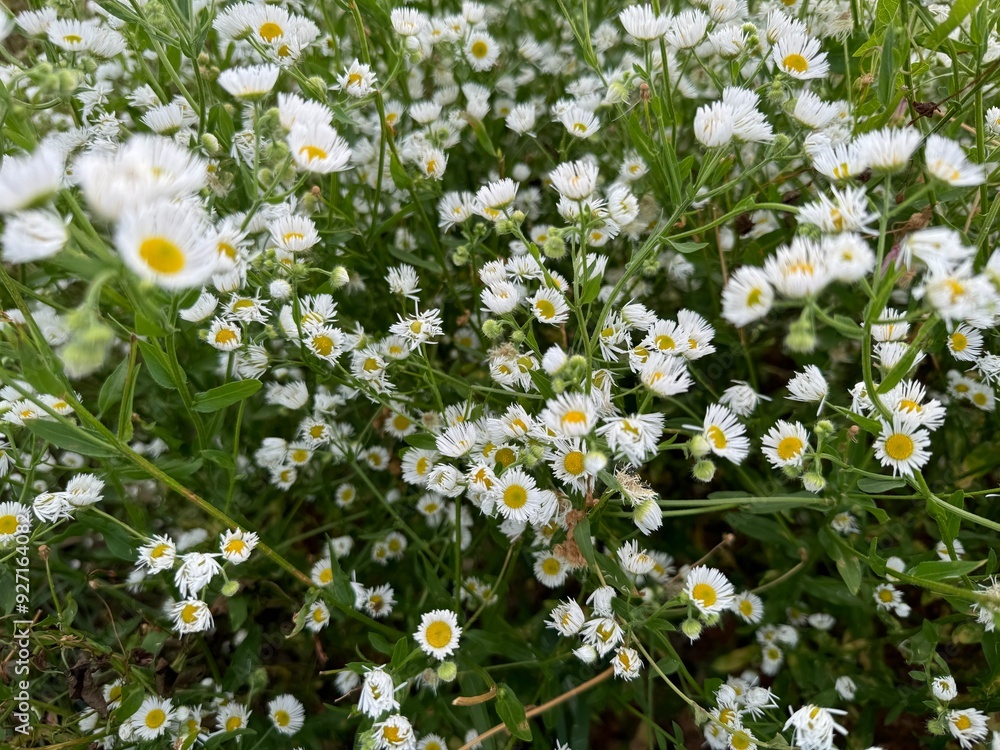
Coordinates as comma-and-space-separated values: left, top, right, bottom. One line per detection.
228, 595, 248, 631
461, 113, 497, 158
827, 314, 864, 340
369, 632, 393, 654
836, 554, 863, 596
877, 23, 896, 107
25, 420, 117, 458
495, 684, 532, 741
98, 358, 129, 414
580, 272, 602, 304
114, 682, 146, 722
137, 339, 182, 390
80, 513, 135, 560
857, 477, 906, 493
573, 516, 597, 570
192, 379, 262, 412
389, 153, 413, 190
908, 560, 981, 581
854, 0, 900, 57
667, 239, 708, 254
942, 490, 964, 542
403, 433, 438, 450
287, 589, 321, 639
920, 0, 978, 50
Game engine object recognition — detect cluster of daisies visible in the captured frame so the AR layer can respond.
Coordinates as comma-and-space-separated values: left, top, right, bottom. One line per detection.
84, 689, 305, 747
2, 0, 1000, 746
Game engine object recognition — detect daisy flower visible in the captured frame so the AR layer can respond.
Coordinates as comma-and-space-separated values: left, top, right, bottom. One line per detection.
772, 32, 829, 79
873, 416, 931, 477
268, 694, 305, 735
114, 202, 217, 289
684, 566, 736, 616
700, 404, 750, 465
414, 609, 462, 660
761, 421, 809, 468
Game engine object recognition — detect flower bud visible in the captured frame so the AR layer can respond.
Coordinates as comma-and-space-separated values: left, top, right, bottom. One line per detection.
481, 319, 504, 340
692, 459, 716, 482
584, 451, 608, 474
331, 266, 350, 289
688, 434, 711, 459
802, 472, 826, 493
200, 133, 220, 154
681, 617, 703, 641
436, 661, 458, 682
222, 580, 241, 597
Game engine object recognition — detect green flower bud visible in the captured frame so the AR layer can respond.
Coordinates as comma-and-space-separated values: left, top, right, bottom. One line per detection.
692, 459, 717, 482
495, 218, 515, 235
785, 315, 817, 354
200, 133, 220, 154
681, 617, 703, 641
451, 246, 470, 265
542, 234, 566, 259
688, 435, 711, 459
815, 419, 834, 437
509, 329, 525, 345
436, 661, 458, 682
222, 580, 241, 597
481, 319, 504, 340
802, 472, 826, 493
59, 307, 115, 379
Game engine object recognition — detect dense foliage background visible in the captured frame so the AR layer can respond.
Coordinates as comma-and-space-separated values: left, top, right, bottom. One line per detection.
2, 0, 1000, 748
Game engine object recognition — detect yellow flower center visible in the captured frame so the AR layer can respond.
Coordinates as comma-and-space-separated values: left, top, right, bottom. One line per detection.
258, 22, 283, 41
139, 237, 185, 274
707, 425, 727, 450
739, 599, 754, 617
535, 299, 556, 319
950, 332, 968, 351
542, 557, 562, 576
503, 485, 528, 509
878, 588, 895, 603
224, 539, 247, 556
319, 567, 333, 584
746, 287, 763, 306
563, 451, 585, 475
953, 715, 972, 731
731, 730, 752, 750
471, 40, 488, 58
692, 582, 717, 607
226, 715, 243, 731
383, 726, 403, 743
777, 436, 803, 461
783, 53, 808, 73
425, 620, 452, 649
151, 543, 170, 559
215, 329, 238, 345
145, 708, 167, 729
0, 515, 19, 535
561, 410, 588, 427
348, 72, 363, 87
181, 603, 199, 624
312, 335, 334, 357
63, 34, 83, 44
655, 334, 676, 351
415, 457, 429, 475
274, 710, 290, 726
299, 145, 328, 162
884, 433, 914, 461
